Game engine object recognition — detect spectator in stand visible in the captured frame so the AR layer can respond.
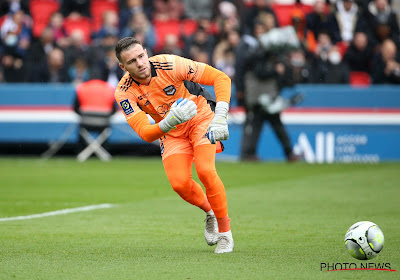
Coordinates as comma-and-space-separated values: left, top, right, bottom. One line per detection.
183, 26, 216, 62
0, 9, 32, 58
103, 46, 124, 87
120, 11, 156, 52
371, 38, 400, 84
215, 1, 240, 40
212, 0, 246, 20
1, 47, 26, 82
47, 12, 69, 48
257, 11, 277, 36
62, 29, 89, 70
306, 0, 331, 41
328, 0, 365, 46
291, 8, 317, 54
69, 57, 90, 85
311, 31, 350, 83
160, 34, 183, 56
213, 29, 240, 78
344, 31, 374, 73
152, 0, 184, 21
26, 27, 56, 81
30, 47, 70, 83
196, 18, 219, 36
286, 48, 312, 85
313, 31, 334, 62
213, 47, 235, 79
355, 0, 393, 13
119, 0, 152, 34
240, 0, 278, 35
183, 0, 213, 20
364, 0, 400, 47
192, 49, 211, 64
28, 27, 55, 64
86, 32, 124, 83
61, 0, 90, 18
93, 10, 119, 43
0, 0, 29, 17
312, 43, 350, 83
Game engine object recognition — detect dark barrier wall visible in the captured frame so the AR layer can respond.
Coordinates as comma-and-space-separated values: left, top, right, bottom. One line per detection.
1, 84, 399, 162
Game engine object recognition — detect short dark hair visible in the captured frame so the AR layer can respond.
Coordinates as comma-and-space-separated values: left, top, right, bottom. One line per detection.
115, 37, 142, 62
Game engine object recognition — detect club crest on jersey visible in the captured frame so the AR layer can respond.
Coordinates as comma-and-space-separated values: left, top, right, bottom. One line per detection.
120, 99, 134, 115
163, 85, 176, 96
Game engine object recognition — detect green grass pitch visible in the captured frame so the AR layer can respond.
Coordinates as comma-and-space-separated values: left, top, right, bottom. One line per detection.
0, 158, 399, 279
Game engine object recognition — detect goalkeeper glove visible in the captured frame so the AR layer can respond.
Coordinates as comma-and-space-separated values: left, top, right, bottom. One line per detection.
159, 98, 197, 133
207, 101, 229, 144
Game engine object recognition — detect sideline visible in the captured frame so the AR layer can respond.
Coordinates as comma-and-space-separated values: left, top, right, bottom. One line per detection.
0, 204, 113, 222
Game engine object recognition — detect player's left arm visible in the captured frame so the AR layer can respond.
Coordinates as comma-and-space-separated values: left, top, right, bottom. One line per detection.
172, 55, 231, 143
197, 65, 230, 144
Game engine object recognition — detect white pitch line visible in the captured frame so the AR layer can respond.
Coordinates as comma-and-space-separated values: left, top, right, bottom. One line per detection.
0, 204, 113, 222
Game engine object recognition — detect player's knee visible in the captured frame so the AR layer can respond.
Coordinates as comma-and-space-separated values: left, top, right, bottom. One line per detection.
170, 176, 191, 195
197, 167, 217, 186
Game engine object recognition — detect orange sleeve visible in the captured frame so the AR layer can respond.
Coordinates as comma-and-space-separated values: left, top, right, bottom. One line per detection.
115, 79, 165, 143
171, 55, 231, 104
126, 111, 165, 143
197, 65, 231, 104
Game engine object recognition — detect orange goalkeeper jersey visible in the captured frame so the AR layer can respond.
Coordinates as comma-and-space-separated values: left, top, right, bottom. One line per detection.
115, 54, 231, 142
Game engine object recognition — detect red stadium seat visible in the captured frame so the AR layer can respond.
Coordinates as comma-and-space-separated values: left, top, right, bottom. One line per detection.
29, 0, 60, 37
0, 15, 6, 28
90, 0, 119, 33
153, 19, 181, 52
63, 16, 92, 44
181, 19, 198, 37
271, 3, 313, 27
350, 71, 371, 87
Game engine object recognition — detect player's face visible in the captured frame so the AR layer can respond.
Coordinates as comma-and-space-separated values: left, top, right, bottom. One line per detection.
119, 44, 151, 83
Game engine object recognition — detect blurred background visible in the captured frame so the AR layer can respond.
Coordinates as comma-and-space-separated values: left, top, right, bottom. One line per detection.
0, 0, 399, 163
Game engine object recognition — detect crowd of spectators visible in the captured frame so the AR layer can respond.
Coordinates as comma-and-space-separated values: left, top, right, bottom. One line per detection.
0, 0, 399, 95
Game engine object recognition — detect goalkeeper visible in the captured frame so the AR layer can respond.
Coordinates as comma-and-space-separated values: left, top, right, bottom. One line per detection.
114, 37, 233, 253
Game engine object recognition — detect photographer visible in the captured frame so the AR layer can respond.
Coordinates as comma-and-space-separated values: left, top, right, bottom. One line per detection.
235, 20, 300, 162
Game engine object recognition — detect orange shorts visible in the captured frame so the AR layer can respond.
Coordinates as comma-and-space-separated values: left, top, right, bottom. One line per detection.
159, 99, 214, 161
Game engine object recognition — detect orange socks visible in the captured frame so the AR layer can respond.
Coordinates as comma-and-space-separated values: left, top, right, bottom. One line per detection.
194, 144, 230, 232
217, 216, 231, 233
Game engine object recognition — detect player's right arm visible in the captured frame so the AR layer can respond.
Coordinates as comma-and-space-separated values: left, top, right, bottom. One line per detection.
115, 93, 197, 143
116, 96, 164, 143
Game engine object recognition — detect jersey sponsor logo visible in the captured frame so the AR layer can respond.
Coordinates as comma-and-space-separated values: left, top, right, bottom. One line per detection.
157, 101, 174, 117
163, 85, 176, 96
120, 99, 134, 115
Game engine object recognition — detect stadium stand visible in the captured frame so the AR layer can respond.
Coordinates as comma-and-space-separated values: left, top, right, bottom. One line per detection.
90, 0, 119, 33
152, 18, 182, 52
29, 0, 60, 38
271, 2, 314, 27
63, 15, 92, 44
349, 71, 372, 87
